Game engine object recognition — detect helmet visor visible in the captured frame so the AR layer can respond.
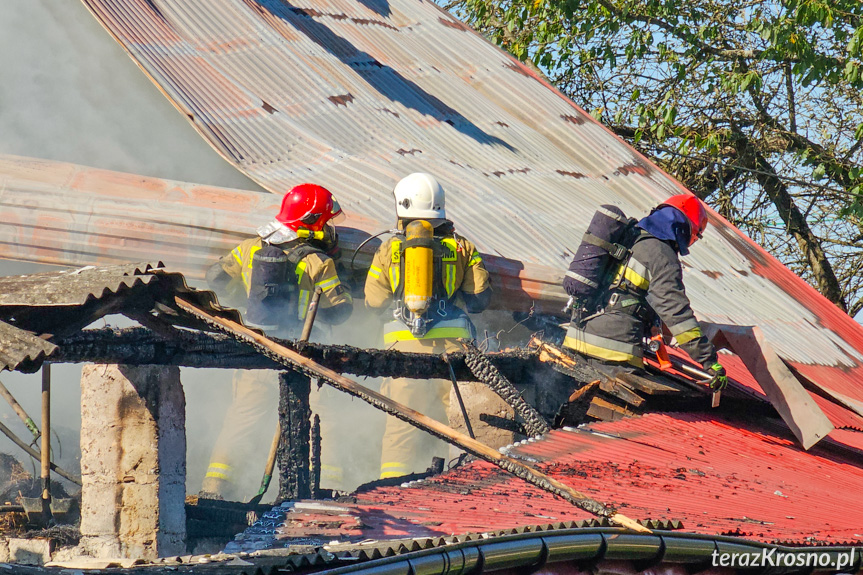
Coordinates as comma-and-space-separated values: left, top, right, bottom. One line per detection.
330, 198, 345, 225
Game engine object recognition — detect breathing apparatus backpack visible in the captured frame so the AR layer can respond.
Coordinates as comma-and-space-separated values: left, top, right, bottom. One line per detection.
393, 220, 454, 336
246, 241, 322, 332
563, 205, 639, 324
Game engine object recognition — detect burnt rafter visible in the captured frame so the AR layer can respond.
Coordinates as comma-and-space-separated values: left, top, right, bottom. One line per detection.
52, 327, 547, 382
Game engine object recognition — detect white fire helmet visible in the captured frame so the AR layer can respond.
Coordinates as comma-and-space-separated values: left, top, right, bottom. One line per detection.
393, 173, 446, 220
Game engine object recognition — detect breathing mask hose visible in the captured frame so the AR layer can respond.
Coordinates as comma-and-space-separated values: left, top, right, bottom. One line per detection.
349, 229, 396, 272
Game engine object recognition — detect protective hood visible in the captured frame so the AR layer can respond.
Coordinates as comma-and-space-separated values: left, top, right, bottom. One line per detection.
636, 206, 692, 255
256, 219, 299, 245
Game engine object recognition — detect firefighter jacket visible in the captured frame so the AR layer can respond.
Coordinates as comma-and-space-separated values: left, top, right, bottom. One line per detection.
365, 230, 491, 344
211, 236, 351, 326
563, 230, 716, 368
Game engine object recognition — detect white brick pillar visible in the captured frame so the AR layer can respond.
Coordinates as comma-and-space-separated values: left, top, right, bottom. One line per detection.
79, 364, 186, 560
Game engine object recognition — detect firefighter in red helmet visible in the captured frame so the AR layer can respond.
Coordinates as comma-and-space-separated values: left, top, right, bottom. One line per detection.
563, 194, 726, 389
201, 183, 352, 499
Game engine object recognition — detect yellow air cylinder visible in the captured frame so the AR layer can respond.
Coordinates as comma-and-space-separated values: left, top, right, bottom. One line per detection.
403, 220, 434, 316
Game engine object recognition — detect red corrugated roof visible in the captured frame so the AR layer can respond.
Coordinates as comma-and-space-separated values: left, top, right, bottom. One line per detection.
649, 347, 863, 431
276, 413, 863, 545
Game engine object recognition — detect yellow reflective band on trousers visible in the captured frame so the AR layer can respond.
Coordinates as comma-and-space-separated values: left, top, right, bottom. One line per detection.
562, 328, 643, 368
321, 464, 344, 483
380, 461, 409, 479
205, 462, 233, 481
383, 318, 472, 343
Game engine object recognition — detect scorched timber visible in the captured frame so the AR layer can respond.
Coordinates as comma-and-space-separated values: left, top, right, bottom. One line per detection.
52, 327, 548, 381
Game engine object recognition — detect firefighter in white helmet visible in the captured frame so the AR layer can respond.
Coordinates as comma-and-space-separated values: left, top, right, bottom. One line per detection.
364, 173, 492, 478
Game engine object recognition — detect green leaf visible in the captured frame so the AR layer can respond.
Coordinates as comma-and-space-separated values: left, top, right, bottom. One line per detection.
812, 163, 826, 180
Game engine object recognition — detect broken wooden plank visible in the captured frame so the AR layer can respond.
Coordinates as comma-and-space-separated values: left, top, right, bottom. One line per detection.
616, 372, 698, 396
600, 380, 646, 408
587, 396, 636, 421
568, 380, 600, 402
702, 323, 833, 450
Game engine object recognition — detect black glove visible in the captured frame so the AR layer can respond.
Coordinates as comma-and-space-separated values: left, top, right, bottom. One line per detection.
704, 362, 728, 391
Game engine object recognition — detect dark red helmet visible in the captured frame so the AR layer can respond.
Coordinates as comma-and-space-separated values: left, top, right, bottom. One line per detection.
276, 184, 345, 232
660, 194, 708, 246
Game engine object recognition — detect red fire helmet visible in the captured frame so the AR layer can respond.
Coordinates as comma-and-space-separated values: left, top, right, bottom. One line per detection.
660, 194, 708, 245
275, 184, 345, 232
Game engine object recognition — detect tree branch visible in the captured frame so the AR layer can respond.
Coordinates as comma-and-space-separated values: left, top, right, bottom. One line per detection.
734, 135, 848, 311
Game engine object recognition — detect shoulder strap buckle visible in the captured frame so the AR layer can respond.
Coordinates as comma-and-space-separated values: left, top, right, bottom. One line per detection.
583, 232, 630, 260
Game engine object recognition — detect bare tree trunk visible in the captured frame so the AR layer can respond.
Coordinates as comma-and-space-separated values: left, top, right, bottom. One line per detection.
736, 139, 847, 312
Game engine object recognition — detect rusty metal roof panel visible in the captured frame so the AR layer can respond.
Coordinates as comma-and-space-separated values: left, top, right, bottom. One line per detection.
2, 3, 860, 404
73, 0, 863, 407
0, 154, 549, 312
0, 155, 276, 275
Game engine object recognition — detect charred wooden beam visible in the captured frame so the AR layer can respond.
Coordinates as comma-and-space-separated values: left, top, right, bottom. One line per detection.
51, 327, 549, 382
278, 371, 312, 501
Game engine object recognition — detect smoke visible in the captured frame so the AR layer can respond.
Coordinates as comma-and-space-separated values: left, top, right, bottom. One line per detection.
0, 261, 82, 496
0, 0, 264, 189
308, 308, 388, 493
0, 0, 268, 503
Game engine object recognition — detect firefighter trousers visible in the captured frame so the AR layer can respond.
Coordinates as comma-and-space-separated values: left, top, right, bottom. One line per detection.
379, 337, 460, 479
202, 369, 354, 498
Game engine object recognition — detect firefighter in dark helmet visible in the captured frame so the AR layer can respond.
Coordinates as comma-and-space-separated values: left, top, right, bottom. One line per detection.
563, 194, 727, 390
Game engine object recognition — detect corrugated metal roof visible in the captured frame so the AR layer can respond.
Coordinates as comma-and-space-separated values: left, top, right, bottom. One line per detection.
0, 320, 58, 373
0, 153, 554, 308
2, 3, 861, 411
0, 262, 246, 371
263, 413, 863, 545
0, 154, 272, 275
65, 0, 863, 404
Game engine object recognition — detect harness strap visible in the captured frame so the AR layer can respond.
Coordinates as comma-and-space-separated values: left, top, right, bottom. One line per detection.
582, 232, 629, 260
